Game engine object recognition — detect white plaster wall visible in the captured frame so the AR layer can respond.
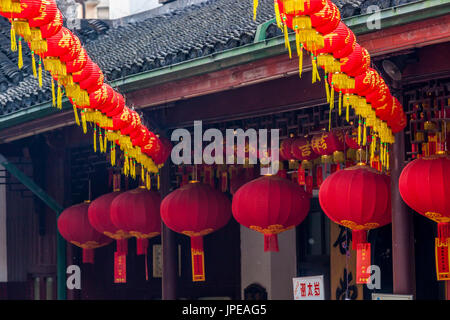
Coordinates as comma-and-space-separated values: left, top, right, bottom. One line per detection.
240, 226, 271, 299
240, 226, 297, 300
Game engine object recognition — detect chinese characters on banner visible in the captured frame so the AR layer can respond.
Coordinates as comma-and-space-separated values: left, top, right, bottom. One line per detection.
114, 252, 126, 283
330, 222, 363, 300
293, 275, 324, 300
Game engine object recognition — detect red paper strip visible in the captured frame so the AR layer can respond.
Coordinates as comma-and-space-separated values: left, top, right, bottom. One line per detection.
356, 243, 371, 284
316, 166, 323, 187
297, 167, 305, 185
114, 252, 127, 283
191, 237, 205, 282
436, 238, 450, 281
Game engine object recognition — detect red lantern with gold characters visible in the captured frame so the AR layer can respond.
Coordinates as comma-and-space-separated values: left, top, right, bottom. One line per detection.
58, 201, 113, 263
399, 154, 450, 280
232, 175, 310, 252
110, 187, 162, 256
319, 164, 391, 284
161, 182, 232, 282
311, 129, 345, 163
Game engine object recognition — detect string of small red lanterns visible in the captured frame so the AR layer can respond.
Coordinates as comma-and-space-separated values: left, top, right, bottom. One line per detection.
0, 0, 171, 189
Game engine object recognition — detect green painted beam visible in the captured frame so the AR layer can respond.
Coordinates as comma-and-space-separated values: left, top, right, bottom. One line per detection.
0, 154, 66, 300
0, 0, 449, 130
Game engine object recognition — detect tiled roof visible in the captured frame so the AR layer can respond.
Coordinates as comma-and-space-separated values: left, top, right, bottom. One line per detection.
0, 0, 418, 117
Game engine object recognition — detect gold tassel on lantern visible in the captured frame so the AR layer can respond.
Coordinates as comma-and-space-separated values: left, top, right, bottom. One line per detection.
146, 172, 151, 190
346, 100, 350, 123
111, 143, 116, 166
93, 126, 97, 153
38, 59, 43, 88
324, 75, 330, 103
282, 16, 292, 59
57, 85, 62, 110
363, 122, 367, 146
295, 33, 303, 78
10, 24, 17, 52
274, 0, 282, 29
157, 173, 161, 190
311, 55, 321, 84
253, 0, 258, 21
73, 105, 80, 126
18, 37, 23, 69
51, 79, 56, 107
31, 52, 37, 78
81, 110, 87, 134
358, 119, 362, 147
104, 132, 108, 152
338, 91, 342, 116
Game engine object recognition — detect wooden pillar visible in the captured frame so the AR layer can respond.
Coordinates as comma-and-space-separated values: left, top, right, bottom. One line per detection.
390, 131, 416, 297
161, 163, 177, 300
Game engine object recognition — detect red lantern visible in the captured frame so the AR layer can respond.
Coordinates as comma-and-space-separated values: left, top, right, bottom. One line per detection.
65, 47, 88, 74
319, 164, 391, 283
332, 24, 356, 59
388, 98, 407, 133
340, 44, 371, 77
141, 132, 162, 160
27, 0, 58, 28
161, 182, 232, 281
280, 136, 296, 161
58, 201, 113, 263
399, 154, 450, 280
291, 136, 317, 162
39, 8, 63, 38
88, 191, 131, 254
232, 175, 310, 251
79, 61, 104, 94
110, 187, 162, 255
310, 0, 340, 35
345, 128, 360, 150
311, 129, 345, 162
152, 136, 172, 166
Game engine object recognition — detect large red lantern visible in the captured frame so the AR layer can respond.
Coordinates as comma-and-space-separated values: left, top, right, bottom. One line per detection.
399, 154, 450, 280
161, 182, 232, 281
232, 175, 310, 251
110, 187, 162, 255
58, 201, 113, 263
88, 191, 131, 254
319, 164, 391, 283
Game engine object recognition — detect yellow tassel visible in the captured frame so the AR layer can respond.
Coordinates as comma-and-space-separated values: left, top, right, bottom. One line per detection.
324, 77, 330, 103
73, 105, 80, 126
51, 79, 56, 107
283, 19, 292, 59
18, 38, 23, 69
253, 0, 258, 21
146, 172, 151, 190
111, 143, 116, 166
81, 110, 87, 134
57, 85, 62, 110
141, 166, 145, 183
157, 173, 160, 190
31, 52, 37, 78
363, 122, 367, 146
274, 0, 282, 29
330, 86, 334, 110
10, 25, 17, 52
104, 133, 108, 153
38, 59, 43, 88
93, 127, 97, 153
386, 146, 390, 170
338, 91, 342, 116
358, 120, 362, 146
346, 100, 350, 123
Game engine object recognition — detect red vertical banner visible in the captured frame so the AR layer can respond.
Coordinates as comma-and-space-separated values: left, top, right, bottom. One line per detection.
114, 252, 127, 283
356, 243, 371, 284
190, 236, 205, 282
316, 165, 323, 187
306, 175, 313, 196
297, 167, 306, 185
436, 238, 450, 281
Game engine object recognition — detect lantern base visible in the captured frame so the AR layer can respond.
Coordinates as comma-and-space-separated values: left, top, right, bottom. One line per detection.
136, 238, 149, 256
